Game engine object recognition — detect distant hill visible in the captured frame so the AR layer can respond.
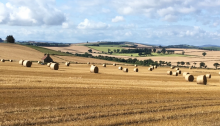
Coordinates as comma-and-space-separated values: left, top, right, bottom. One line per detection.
198, 45, 220, 47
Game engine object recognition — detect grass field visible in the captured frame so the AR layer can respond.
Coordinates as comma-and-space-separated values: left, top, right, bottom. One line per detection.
1, 61, 220, 125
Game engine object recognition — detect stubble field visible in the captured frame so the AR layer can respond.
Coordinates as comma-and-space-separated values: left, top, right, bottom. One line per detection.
1, 61, 220, 126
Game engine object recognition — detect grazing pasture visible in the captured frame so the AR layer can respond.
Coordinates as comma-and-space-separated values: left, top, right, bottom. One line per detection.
1, 61, 220, 126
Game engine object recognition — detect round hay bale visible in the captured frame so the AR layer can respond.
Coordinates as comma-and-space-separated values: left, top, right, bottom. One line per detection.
134, 64, 137, 67
9, 59, 13, 62
176, 68, 179, 70
183, 72, 190, 77
113, 63, 116, 66
206, 74, 211, 78
1, 59, 5, 62
171, 66, 175, 69
167, 71, 172, 75
134, 68, 138, 72
103, 64, 106, 67
189, 66, 192, 69
118, 66, 123, 70
185, 74, 194, 82
177, 70, 181, 74
87, 62, 90, 65
65, 62, 70, 66
123, 68, 128, 72
148, 68, 153, 71
197, 75, 207, 85
50, 63, 59, 70
47, 62, 52, 67
90, 65, 99, 73
37, 61, 41, 64
150, 66, 154, 70
154, 65, 157, 69
173, 72, 178, 76
19, 60, 24, 65
23, 60, 32, 67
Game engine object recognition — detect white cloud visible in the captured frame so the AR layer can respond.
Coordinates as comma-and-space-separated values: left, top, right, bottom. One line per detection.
0, 0, 66, 26
77, 19, 109, 30
112, 16, 125, 23
102, 8, 110, 13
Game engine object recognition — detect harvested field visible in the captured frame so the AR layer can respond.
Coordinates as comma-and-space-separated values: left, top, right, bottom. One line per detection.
1, 62, 220, 126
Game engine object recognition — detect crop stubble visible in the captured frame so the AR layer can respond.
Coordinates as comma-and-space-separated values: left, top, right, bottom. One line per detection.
0, 62, 220, 126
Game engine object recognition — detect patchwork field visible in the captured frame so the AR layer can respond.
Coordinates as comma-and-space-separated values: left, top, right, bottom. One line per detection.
43, 44, 220, 68
1, 61, 220, 125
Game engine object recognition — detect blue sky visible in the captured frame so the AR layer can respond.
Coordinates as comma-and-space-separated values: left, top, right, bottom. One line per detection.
0, 0, 220, 46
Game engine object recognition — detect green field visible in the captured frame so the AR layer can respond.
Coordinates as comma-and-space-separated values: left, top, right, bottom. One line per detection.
113, 53, 139, 57
88, 46, 123, 52
151, 53, 190, 57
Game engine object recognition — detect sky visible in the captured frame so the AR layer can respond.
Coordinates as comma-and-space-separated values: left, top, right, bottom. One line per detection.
0, 0, 220, 46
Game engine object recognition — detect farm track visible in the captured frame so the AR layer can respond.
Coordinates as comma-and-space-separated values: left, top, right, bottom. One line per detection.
1, 62, 220, 125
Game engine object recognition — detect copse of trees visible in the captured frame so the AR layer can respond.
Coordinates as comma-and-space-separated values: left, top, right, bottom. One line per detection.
202, 52, 207, 56
74, 52, 167, 66
6, 35, 15, 43
213, 63, 219, 69
120, 48, 152, 55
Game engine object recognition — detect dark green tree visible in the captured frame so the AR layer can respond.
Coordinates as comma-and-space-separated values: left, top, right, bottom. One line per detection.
213, 63, 220, 69
161, 48, 166, 54
153, 48, 156, 53
186, 62, 190, 66
177, 61, 180, 66
180, 61, 185, 66
202, 52, 207, 56
88, 49, 92, 53
200, 62, 205, 68
6, 35, 15, 43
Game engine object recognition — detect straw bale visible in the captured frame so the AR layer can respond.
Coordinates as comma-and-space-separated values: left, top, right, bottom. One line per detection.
50, 63, 59, 70
123, 68, 128, 72
113, 63, 116, 66
154, 65, 157, 69
183, 72, 190, 77
197, 75, 207, 85
176, 68, 179, 70
47, 62, 52, 67
19, 60, 24, 65
134, 68, 138, 72
118, 66, 123, 70
171, 66, 175, 69
185, 74, 194, 82
103, 64, 106, 67
173, 72, 178, 76
134, 64, 137, 67
9, 59, 13, 62
1, 59, 5, 62
65, 62, 70, 66
177, 70, 181, 74
148, 68, 153, 71
167, 71, 172, 75
206, 74, 211, 78
37, 61, 41, 64
23, 60, 32, 67
87, 62, 90, 65
90, 65, 99, 73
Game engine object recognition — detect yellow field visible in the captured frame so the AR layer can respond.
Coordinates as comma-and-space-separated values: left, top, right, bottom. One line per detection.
1, 61, 220, 126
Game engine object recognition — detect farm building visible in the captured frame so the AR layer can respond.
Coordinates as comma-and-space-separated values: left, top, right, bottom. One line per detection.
41, 53, 53, 63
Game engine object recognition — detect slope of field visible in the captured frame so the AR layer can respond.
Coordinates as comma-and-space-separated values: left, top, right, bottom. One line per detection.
0, 43, 65, 62
1, 62, 220, 125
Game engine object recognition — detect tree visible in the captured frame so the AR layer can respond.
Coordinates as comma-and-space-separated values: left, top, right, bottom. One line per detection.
186, 62, 190, 66
180, 61, 185, 66
182, 51, 185, 55
213, 63, 220, 69
200, 62, 205, 68
116, 49, 120, 53
6, 35, 15, 43
138, 52, 142, 56
161, 48, 166, 54
177, 61, 180, 66
202, 52, 207, 56
88, 49, 92, 53
113, 49, 116, 53
153, 48, 156, 53
108, 49, 111, 53
193, 62, 197, 67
